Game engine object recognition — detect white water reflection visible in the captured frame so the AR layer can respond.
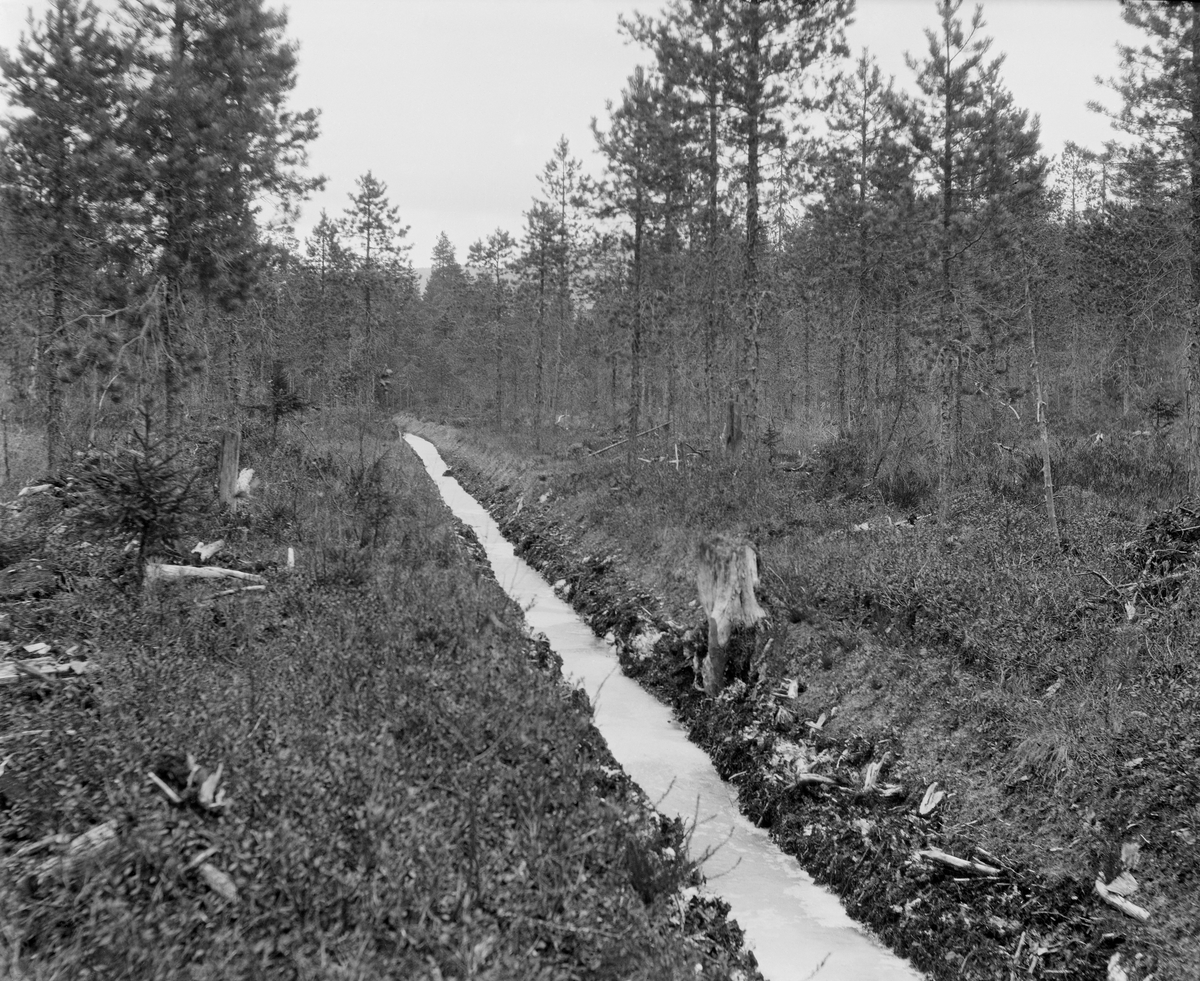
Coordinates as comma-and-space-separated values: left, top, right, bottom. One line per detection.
404, 433, 923, 981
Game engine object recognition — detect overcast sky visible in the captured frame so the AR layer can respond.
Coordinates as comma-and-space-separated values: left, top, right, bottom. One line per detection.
1, 0, 1143, 266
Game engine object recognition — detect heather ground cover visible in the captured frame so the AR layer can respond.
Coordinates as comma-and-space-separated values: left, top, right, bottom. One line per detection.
408, 414, 1200, 981
0, 409, 758, 981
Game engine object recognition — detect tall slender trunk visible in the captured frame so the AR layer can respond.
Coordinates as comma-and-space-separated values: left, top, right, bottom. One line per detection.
534, 261, 547, 451
1027, 271, 1059, 546
494, 272, 505, 429
937, 28, 956, 524
705, 48, 721, 438
734, 0, 763, 455
628, 200, 645, 471
1188, 0, 1200, 493
44, 281, 65, 469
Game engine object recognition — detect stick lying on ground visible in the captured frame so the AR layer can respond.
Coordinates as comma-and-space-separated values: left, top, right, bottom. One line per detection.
919, 847, 1000, 877
1094, 877, 1151, 922
587, 423, 669, 457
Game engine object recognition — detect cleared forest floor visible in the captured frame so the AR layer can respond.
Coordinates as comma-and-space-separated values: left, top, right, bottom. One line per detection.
0, 410, 759, 981
408, 415, 1200, 981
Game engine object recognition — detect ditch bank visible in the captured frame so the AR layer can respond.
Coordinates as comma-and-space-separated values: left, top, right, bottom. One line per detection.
428, 438, 1135, 981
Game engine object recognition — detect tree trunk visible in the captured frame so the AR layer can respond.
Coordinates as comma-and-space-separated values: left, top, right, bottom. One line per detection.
936, 346, 955, 526
696, 535, 766, 697
44, 282, 65, 470
1027, 275, 1059, 547
1188, 0, 1200, 493
533, 268, 547, 451
628, 205, 645, 472
739, 0, 763, 452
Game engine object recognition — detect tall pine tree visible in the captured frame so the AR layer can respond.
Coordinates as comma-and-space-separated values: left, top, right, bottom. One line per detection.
0, 0, 129, 466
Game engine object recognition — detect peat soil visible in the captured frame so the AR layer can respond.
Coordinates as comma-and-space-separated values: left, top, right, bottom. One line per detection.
430, 437, 1193, 981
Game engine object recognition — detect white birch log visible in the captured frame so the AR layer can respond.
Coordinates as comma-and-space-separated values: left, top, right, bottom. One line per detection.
144, 563, 265, 585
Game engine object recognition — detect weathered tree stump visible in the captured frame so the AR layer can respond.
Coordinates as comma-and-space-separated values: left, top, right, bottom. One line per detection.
695, 534, 766, 696
218, 428, 241, 513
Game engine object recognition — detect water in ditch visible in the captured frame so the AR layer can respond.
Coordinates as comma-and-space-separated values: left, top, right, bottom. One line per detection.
404, 433, 923, 981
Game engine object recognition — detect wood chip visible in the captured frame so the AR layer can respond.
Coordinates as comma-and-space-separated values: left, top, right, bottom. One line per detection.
184, 846, 220, 872
147, 770, 182, 804
35, 820, 119, 880
0, 658, 92, 684
13, 832, 71, 859
1105, 870, 1139, 897
198, 862, 239, 902
792, 772, 840, 787
1094, 877, 1150, 922
67, 820, 118, 858
199, 584, 267, 604
919, 781, 946, 816
919, 847, 1000, 877
13, 660, 52, 682
191, 540, 225, 564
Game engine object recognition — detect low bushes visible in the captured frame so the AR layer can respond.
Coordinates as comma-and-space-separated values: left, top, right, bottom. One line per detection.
0, 411, 755, 981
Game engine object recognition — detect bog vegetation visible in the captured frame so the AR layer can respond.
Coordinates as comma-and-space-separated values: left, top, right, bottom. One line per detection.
3, 0, 1200, 978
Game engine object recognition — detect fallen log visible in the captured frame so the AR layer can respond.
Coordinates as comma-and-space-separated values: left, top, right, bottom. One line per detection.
144, 563, 265, 586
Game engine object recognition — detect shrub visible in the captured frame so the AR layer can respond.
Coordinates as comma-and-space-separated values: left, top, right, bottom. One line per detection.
68, 403, 203, 576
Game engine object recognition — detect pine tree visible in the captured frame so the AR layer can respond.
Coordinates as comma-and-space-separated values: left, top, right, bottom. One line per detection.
123, 0, 322, 429
625, 0, 731, 433
467, 228, 516, 428
300, 209, 352, 393
595, 65, 692, 468
340, 170, 411, 395
908, 0, 1045, 518
807, 49, 915, 434
720, 0, 851, 452
535, 137, 592, 417
0, 0, 129, 466
1092, 1, 1200, 490
519, 200, 563, 449
424, 232, 469, 335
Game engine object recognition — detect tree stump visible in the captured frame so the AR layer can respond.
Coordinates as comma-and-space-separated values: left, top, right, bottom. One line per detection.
695, 534, 766, 696
218, 428, 241, 513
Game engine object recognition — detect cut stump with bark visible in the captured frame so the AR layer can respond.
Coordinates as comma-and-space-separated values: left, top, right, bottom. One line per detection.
696, 534, 766, 696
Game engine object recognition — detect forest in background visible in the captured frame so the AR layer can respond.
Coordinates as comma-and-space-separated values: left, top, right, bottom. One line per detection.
2, 0, 1199, 514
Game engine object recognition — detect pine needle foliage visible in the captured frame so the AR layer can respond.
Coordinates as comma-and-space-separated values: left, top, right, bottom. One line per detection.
70, 403, 202, 575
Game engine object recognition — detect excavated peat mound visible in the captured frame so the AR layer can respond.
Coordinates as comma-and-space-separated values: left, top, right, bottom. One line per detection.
441, 453, 1175, 981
